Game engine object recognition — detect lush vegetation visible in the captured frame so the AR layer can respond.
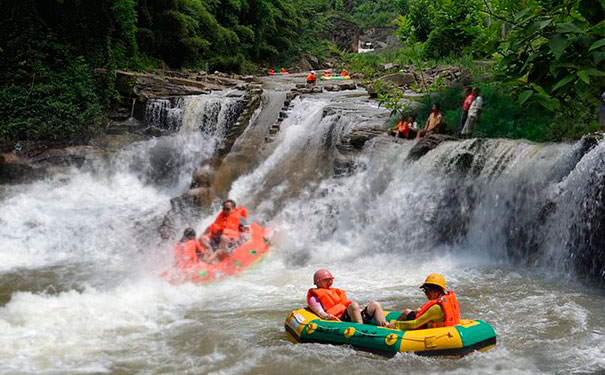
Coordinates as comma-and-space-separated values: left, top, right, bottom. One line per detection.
0, 0, 602, 143
363, 0, 604, 141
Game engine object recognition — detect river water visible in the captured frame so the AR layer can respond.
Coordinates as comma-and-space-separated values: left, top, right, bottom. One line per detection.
0, 76, 604, 375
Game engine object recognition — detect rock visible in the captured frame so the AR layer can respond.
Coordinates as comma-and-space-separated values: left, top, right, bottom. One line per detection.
350, 73, 365, 80
338, 82, 356, 90
337, 126, 386, 154
242, 75, 255, 82
385, 35, 400, 48
324, 85, 341, 92
407, 134, 456, 160
327, 17, 360, 52
29, 146, 99, 166
378, 73, 416, 87
333, 154, 357, 177
366, 84, 377, 98
192, 167, 215, 188
0, 153, 39, 183
186, 187, 213, 206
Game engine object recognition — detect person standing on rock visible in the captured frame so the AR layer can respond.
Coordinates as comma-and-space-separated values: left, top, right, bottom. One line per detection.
200, 199, 250, 263
417, 103, 444, 138
306, 70, 317, 88
457, 86, 474, 136
461, 88, 483, 137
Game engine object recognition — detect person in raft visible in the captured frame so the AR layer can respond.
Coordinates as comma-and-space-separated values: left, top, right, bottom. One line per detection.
340, 69, 348, 77
306, 70, 317, 88
174, 228, 205, 268
387, 273, 460, 330
200, 199, 250, 263
307, 269, 388, 326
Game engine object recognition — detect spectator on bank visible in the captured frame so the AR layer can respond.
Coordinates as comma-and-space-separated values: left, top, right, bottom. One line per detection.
599, 90, 605, 131
461, 88, 483, 137
417, 103, 444, 139
457, 87, 474, 135
390, 114, 419, 139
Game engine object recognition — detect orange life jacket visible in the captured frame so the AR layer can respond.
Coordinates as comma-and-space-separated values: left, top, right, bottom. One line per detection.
173, 239, 203, 268
341, 70, 347, 77
208, 207, 249, 239
306, 287, 351, 318
306, 73, 316, 82
416, 290, 460, 328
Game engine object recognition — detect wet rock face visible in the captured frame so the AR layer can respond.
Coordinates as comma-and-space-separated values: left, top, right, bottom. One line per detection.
327, 17, 360, 53
567, 139, 605, 286
407, 134, 456, 160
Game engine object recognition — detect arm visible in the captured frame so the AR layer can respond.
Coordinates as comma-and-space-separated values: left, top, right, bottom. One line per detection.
308, 296, 328, 318
390, 305, 444, 330
308, 296, 339, 320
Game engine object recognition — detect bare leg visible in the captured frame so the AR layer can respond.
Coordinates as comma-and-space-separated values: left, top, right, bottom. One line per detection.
199, 235, 213, 254
396, 308, 413, 321
347, 302, 363, 324
365, 300, 387, 326
205, 235, 236, 264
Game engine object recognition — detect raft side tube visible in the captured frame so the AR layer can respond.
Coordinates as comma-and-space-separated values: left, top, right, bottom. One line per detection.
284, 308, 497, 357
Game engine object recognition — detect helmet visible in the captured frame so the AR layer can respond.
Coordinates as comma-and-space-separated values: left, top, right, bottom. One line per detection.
313, 269, 334, 285
420, 273, 446, 291
183, 227, 196, 239
311, 70, 316, 74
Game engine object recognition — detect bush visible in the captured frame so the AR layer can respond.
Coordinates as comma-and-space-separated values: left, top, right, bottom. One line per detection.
412, 83, 597, 142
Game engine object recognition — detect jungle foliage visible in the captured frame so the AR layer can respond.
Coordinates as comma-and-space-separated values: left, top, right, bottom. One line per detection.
369, 0, 604, 141
0, 0, 602, 142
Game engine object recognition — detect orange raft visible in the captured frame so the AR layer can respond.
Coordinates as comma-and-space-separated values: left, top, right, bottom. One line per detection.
166, 223, 270, 284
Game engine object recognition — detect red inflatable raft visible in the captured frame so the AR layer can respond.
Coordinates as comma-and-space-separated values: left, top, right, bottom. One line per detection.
165, 223, 270, 284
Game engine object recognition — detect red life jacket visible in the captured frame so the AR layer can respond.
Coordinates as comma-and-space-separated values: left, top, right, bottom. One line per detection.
306, 73, 316, 82
396, 121, 410, 137
306, 287, 351, 318
173, 239, 203, 268
208, 207, 249, 239
416, 290, 460, 328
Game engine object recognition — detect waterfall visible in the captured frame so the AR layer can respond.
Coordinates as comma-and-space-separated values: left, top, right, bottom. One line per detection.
1, 86, 604, 374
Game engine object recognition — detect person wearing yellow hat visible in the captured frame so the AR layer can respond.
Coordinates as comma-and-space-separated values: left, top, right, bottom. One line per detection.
387, 273, 461, 330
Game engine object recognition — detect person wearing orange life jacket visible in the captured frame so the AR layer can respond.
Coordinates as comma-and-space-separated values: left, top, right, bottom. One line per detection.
280, 67, 288, 74
174, 228, 205, 268
200, 199, 250, 263
340, 69, 348, 77
306, 70, 317, 88
387, 273, 460, 330
307, 269, 388, 326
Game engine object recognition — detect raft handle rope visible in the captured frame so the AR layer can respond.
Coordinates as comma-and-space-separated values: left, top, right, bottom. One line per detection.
400, 329, 455, 343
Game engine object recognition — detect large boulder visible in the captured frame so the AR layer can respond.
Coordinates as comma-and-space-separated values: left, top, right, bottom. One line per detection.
378, 72, 416, 87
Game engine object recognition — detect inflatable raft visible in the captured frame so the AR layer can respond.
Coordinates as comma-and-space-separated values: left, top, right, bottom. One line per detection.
320, 75, 351, 80
166, 223, 270, 283
269, 72, 289, 76
285, 308, 496, 357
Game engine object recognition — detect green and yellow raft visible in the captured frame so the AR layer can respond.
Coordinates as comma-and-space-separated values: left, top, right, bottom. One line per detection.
285, 308, 497, 357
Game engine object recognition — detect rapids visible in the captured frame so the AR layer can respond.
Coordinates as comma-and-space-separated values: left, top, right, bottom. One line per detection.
0, 77, 604, 375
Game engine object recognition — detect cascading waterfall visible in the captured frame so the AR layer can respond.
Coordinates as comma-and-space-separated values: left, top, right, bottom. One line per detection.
0, 84, 603, 375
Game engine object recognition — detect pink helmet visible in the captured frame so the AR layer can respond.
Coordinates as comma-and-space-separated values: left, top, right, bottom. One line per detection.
313, 269, 334, 285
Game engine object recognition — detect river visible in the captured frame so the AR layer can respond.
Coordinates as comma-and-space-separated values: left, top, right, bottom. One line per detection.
0, 74, 604, 375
